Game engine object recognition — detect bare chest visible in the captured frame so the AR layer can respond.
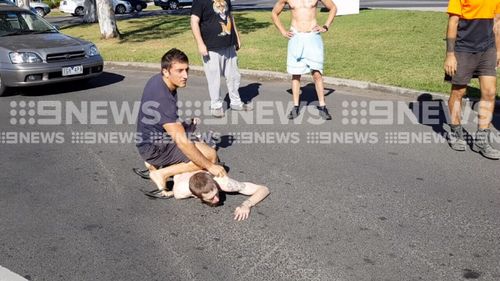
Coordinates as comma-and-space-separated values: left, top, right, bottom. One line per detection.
288, 0, 319, 9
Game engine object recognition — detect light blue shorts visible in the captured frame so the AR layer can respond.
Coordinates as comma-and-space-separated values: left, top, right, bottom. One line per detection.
287, 31, 324, 75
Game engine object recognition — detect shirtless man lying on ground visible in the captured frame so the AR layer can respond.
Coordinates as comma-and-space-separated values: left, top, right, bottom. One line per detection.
164, 171, 270, 221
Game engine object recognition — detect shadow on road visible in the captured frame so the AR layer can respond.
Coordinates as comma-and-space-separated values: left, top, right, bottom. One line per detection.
223, 82, 261, 105
4, 72, 125, 97
217, 134, 235, 150
406, 93, 500, 148
408, 93, 448, 136
286, 82, 335, 106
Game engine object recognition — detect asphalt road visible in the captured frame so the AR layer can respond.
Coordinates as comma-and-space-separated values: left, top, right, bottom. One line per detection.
0, 66, 499, 281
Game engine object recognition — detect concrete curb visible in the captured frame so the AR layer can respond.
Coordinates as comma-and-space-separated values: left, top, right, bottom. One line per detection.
105, 61, 500, 107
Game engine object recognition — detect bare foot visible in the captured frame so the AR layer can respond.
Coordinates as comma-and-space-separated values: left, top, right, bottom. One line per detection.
145, 162, 156, 171
160, 190, 174, 198
149, 170, 166, 191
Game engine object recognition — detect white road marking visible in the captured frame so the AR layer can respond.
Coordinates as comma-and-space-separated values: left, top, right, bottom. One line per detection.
0, 266, 28, 281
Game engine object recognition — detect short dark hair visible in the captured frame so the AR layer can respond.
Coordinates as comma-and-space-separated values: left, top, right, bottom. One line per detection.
161, 48, 189, 71
189, 172, 220, 206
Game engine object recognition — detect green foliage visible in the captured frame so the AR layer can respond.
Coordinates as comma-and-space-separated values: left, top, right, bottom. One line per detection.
43, 0, 60, 9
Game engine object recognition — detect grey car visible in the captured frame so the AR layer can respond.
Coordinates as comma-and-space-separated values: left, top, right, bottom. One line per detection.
0, 4, 103, 96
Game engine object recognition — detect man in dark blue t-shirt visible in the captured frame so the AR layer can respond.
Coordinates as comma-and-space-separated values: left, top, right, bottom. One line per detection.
136, 48, 226, 195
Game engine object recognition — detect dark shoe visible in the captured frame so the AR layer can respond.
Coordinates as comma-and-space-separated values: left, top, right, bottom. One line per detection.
472, 129, 500, 160
143, 189, 173, 200
288, 106, 300, 119
448, 124, 466, 151
133, 168, 150, 180
317, 106, 332, 120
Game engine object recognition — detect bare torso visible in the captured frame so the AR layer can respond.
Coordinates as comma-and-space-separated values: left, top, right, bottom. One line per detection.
287, 0, 319, 32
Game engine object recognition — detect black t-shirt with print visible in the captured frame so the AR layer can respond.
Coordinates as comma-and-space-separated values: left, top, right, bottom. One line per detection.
191, 0, 237, 50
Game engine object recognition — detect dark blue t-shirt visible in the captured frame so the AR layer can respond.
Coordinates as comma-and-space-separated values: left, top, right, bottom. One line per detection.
136, 74, 179, 154
191, 0, 237, 50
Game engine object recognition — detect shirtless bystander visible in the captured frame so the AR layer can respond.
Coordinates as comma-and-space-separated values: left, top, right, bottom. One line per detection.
272, 0, 337, 120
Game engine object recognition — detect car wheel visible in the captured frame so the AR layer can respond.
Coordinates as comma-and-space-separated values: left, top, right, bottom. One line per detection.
167, 0, 178, 10
35, 7, 46, 17
134, 4, 143, 11
115, 4, 126, 14
0, 75, 9, 97
74, 6, 84, 16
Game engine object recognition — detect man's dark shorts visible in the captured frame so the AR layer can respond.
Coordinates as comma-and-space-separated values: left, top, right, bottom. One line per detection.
138, 143, 190, 169
445, 47, 497, 85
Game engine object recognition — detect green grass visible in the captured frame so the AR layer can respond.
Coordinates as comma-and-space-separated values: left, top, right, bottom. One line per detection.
60, 9, 496, 95
46, 8, 66, 17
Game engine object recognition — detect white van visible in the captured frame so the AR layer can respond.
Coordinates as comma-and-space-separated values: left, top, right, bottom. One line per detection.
59, 0, 132, 16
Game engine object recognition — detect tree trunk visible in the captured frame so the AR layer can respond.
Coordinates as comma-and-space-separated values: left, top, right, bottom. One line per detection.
83, 0, 98, 23
16, 0, 31, 10
96, 0, 120, 39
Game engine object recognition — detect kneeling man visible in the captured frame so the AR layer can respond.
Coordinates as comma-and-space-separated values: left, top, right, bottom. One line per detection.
136, 48, 226, 196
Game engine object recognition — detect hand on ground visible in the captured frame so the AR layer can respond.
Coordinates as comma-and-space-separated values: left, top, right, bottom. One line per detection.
234, 205, 250, 221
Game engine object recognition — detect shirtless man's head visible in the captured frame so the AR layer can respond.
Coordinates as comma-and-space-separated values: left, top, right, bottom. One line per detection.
189, 172, 221, 207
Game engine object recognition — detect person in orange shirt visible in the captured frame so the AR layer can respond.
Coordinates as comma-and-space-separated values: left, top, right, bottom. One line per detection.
444, 0, 500, 160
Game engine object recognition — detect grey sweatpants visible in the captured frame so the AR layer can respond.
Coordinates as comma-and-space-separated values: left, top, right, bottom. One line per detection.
202, 46, 243, 110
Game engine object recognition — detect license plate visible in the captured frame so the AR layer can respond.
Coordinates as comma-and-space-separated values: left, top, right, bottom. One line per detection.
62, 65, 83, 76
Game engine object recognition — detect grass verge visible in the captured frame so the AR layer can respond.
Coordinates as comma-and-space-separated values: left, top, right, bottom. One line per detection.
60, 9, 498, 95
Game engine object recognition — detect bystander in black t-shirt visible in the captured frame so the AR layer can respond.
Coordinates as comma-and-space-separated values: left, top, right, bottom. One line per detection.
136, 73, 179, 162
191, 0, 237, 50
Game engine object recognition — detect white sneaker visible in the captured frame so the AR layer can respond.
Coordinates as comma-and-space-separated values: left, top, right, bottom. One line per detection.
211, 107, 225, 118
231, 103, 253, 111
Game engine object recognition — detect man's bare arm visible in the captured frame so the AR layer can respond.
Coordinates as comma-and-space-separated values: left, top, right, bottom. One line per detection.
444, 15, 459, 76
164, 123, 225, 177
272, 0, 293, 38
494, 14, 500, 67
231, 15, 241, 50
320, 0, 337, 30
191, 15, 208, 56
218, 177, 270, 221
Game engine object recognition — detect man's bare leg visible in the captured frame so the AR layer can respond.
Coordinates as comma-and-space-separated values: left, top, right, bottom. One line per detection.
312, 70, 331, 120
473, 76, 500, 159
148, 141, 218, 193
448, 85, 467, 126
477, 76, 496, 129
312, 71, 325, 106
194, 141, 217, 163
288, 75, 301, 119
447, 85, 467, 151
291, 75, 301, 106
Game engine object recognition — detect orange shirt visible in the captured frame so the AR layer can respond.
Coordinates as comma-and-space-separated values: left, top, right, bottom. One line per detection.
448, 0, 500, 19
447, 0, 500, 52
